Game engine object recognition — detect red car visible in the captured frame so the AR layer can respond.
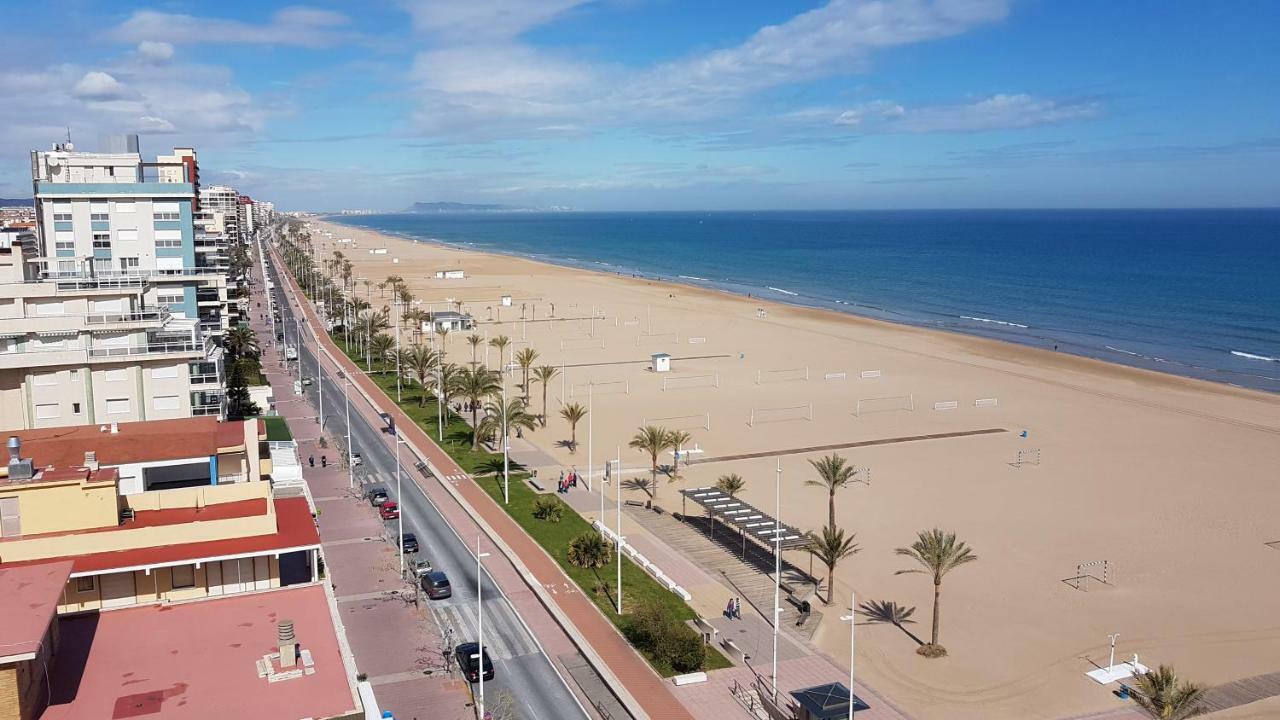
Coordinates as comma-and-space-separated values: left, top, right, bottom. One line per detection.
379, 501, 399, 520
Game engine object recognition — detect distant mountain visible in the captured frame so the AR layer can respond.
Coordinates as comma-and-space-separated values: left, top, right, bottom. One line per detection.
0, 198, 32, 207
403, 201, 517, 213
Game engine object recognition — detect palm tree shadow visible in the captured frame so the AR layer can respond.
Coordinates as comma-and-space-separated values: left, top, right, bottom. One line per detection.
554, 440, 576, 452
621, 478, 652, 497
857, 599, 925, 646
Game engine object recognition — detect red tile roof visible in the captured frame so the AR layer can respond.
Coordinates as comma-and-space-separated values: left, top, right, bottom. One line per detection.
41, 584, 355, 720
0, 498, 318, 575
0, 560, 72, 661
9, 417, 253, 470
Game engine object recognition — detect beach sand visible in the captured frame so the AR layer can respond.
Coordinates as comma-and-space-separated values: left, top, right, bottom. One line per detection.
307, 219, 1280, 720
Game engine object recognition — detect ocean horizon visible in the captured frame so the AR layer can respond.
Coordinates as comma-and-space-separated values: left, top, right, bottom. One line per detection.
330, 209, 1280, 394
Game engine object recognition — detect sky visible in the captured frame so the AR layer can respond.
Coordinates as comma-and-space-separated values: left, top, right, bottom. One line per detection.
1, 0, 1277, 211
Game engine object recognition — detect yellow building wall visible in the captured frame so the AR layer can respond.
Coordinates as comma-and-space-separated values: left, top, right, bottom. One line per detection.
122, 480, 268, 512
57, 556, 285, 614
0, 509, 276, 563
0, 480, 118, 536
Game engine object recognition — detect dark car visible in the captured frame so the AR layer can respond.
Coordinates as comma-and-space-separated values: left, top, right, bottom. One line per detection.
421, 570, 452, 599
367, 487, 388, 506
454, 642, 494, 683
399, 533, 419, 553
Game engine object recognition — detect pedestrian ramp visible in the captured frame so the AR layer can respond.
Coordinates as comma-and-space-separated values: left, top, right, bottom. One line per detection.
430, 599, 541, 660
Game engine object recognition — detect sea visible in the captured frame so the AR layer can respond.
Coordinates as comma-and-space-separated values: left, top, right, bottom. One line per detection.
330, 210, 1280, 394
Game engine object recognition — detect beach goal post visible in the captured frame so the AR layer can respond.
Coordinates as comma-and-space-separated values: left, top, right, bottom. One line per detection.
636, 332, 679, 346
755, 367, 810, 385
1066, 560, 1111, 591
662, 373, 720, 392
852, 395, 914, 417
570, 380, 630, 397
748, 403, 813, 427
642, 412, 711, 431
560, 336, 606, 351
1011, 448, 1041, 468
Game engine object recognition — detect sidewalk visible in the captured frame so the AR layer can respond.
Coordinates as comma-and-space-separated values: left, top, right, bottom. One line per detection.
268, 242, 691, 720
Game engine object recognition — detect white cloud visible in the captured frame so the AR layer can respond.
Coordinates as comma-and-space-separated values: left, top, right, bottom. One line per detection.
136, 41, 174, 63
398, 0, 590, 40
833, 94, 1102, 133
73, 71, 129, 101
110, 6, 352, 48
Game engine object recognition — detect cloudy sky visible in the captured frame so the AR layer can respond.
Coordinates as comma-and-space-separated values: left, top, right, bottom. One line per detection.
2, 0, 1277, 210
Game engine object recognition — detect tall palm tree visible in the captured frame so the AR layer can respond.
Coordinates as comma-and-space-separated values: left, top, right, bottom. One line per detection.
567, 531, 612, 594
895, 529, 978, 657
405, 344, 439, 407
488, 335, 511, 371
515, 347, 539, 400
370, 334, 395, 373
456, 367, 502, 449
532, 365, 560, 427
559, 402, 587, 453
1132, 666, 1207, 720
806, 525, 861, 605
224, 326, 259, 360
806, 454, 860, 531
629, 426, 673, 504
476, 397, 538, 447
383, 275, 403, 296
668, 430, 693, 474
715, 473, 746, 497
438, 362, 463, 413
466, 334, 484, 367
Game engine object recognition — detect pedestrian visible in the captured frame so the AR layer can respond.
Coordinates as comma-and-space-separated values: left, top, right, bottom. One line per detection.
734, 597, 743, 619
321, 455, 328, 468
308, 454, 315, 468
725, 598, 735, 619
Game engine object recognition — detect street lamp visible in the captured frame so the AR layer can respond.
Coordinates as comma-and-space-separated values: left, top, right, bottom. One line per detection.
343, 374, 353, 489
475, 536, 492, 719
772, 459, 782, 702
840, 591, 857, 720
396, 429, 405, 575
587, 383, 593, 493
615, 448, 624, 615
501, 371, 510, 504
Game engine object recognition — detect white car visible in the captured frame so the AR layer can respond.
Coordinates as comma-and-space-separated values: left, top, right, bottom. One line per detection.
284, 347, 297, 360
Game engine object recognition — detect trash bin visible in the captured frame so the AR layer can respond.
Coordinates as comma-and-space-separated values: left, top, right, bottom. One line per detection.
1118, 684, 1130, 700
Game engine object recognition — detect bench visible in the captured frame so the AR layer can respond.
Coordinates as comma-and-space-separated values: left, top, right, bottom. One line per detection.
672, 672, 707, 686
787, 590, 815, 627
527, 477, 545, 491
624, 499, 646, 507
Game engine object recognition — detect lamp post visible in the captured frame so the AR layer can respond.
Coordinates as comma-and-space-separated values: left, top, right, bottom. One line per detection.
394, 295, 402, 404
616, 447, 624, 614
501, 372, 510, 504
344, 376, 353, 489
316, 330, 324, 428
587, 382, 593, 493
475, 536, 492, 719
436, 365, 444, 441
396, 430, 404, 576
840, 591, 857, 720
772, 459, 782, 702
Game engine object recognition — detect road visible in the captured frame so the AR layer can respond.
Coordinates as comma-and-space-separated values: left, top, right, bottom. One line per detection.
263, 255, 588, 720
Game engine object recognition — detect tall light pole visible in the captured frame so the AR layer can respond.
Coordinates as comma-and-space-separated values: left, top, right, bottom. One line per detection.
772, 459, 782, 702
394, 295, 402, 403
501, 372, 510, 504
616, 447, 624, 615
396, 430, 404, 576
840, 591, 857, 720
436, 365, 444, 441
316, 329, 324, 428
475, 536, 492, 719
344, 376, 353, 489
587, 382, 593, 493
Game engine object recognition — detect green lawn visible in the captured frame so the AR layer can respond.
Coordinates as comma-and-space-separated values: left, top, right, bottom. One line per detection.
237, 357, 269, 386
260, 415, 293, 441
328, 334, 731, 675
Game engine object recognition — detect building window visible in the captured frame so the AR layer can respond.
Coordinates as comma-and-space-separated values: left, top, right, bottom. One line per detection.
171, 564, 195, 589
92, 258, 113, 272
72, 402, 82, 414
105, 398, 130, 414
52, 203, 72, 222
156, 238, 182, 249
92, 233, 111, 250
119, 257, 140, 271
157, 292, 184, 306
77, 576, 95, 592
35, 403, 59, 419
90, 205, 109, 222
154, 202, 181, 221
54, 231, 75, 252
57, 260, 76, 273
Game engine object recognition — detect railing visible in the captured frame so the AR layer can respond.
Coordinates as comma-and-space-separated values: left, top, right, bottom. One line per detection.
84, 308, 170, 325
217, 472, 248, 484
40, 267, 225, 283
88, 337, 211, 358
189, 373, 221, 385
191, 405, 222, 416
46, 276, 148, 291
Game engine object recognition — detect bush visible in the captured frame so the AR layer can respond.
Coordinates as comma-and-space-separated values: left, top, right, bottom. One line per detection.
622, 599, 706, 673
531, 496, 564, 523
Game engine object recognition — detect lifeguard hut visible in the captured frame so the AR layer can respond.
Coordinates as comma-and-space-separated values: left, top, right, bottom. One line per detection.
651, 352, 671, 373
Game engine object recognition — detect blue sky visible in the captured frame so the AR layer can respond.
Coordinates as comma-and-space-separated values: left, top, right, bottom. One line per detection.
1, 0, 1277, 210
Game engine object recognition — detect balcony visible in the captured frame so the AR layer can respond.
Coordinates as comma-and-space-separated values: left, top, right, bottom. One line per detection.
86, 336, 213, 361
189, 371, 221, 386
84, 308, 171, 330
39, 268, 224, 285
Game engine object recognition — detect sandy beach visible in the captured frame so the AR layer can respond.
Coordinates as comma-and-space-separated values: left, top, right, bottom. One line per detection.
310, 218, 1280, 720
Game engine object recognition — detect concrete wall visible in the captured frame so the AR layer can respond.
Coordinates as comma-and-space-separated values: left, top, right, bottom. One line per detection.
0, 478, 118, 537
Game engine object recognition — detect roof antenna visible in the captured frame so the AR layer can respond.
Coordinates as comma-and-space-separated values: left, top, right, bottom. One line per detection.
66, 126, 72, 144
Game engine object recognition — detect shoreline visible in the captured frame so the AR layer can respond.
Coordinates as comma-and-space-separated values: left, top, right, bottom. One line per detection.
326, 214, 1279, 400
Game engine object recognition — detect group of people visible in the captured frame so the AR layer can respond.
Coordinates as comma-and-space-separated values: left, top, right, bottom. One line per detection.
557, 469, 580, 494
724, 597, 743, 620
308, 454, 328, 468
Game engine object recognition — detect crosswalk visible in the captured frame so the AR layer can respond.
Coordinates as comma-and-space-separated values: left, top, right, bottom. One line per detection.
429, 599, 541, 661
442, 472, 469, 484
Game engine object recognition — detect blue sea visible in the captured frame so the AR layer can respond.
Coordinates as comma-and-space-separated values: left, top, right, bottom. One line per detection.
330, 210, 1280, 393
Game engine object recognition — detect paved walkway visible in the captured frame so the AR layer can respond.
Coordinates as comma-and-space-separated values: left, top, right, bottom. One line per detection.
268, 241, 690, 720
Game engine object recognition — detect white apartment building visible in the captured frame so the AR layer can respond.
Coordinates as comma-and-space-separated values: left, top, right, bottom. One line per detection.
199, 185, 241, 244
0, 229, 224, 429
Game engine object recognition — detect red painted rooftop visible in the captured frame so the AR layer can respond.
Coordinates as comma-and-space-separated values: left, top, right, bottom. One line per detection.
0, 498, 318, 574
9, 417, 264, 470
40, 584, 356, 720
0, 560, 72, 660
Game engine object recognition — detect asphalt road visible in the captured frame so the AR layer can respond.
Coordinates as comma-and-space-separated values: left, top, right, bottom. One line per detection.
263, 254, 587, 720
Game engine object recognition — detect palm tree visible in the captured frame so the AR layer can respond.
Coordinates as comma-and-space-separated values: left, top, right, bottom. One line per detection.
370, 334, 395, 373
466, 334, 484, 367
895, 529, 978, 657
806, 525, 861, 605
668, 430, 693, 474
566, 531, 612, 593
532, 365, 560, 427
405, 344, 439, 407
456, 368, 502, 449
715, 473, 746, 497
224, 326, 259, 360
438, 362, 463, 413
515, 347, 539, 400
1132, 666, 1207, 720
488, 335, 511, 371
629, 426, 673, 504
806, 454, 861, 531
436, 326, 451, 360
383, 275, 403, 296
476, 397, 537, 447
559, 402, 587, 452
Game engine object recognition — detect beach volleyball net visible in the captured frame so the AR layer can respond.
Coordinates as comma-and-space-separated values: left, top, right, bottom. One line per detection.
748, 403, 813, 427
560, 336, 606, 350
853, 395, 915, 417
636, 332, 679, 346
662, 373, 720, 391
756, 367, 809, 384
642, 412, 711, 431
569, 380, 630, 397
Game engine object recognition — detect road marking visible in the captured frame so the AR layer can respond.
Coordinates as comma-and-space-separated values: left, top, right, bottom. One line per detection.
432, 601, 539, 660
324, 536, 381, 547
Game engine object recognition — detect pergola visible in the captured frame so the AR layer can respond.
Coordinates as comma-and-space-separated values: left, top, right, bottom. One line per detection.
679, 486, 809, 556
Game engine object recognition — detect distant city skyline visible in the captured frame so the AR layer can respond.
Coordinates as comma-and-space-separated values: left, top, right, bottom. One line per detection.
1, 0, 1278, 211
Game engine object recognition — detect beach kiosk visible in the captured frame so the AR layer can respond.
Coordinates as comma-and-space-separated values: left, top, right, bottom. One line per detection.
501, 295, 512, 307
790, 683, 871, 720
651, 352, 671, 373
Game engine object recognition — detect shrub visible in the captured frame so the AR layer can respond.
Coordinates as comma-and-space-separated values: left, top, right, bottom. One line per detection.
531, 496, 564, 523
623, 598, 706, 673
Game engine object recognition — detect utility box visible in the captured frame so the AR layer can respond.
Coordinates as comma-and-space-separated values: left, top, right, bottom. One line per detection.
500, 295, 512, 307
652, 353, 671, 373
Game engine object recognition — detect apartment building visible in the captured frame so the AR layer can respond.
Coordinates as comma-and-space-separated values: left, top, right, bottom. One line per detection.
30, 138, 232, 341
199, 184, 241, 243
0, 230, 224, 429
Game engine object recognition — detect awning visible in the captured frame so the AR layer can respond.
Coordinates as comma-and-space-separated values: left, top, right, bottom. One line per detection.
680, 486, 809, 550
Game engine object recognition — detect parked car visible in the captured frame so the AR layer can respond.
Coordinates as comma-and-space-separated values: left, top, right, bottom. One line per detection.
454, 642, 494, 683
351, 452, 362, 467
378, 501, 399, 520
421, 570, 452, 599
368, 487, 389, 506
412, 557, 433, 577
284, 347, 297, 360
399, 533, 419, 553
